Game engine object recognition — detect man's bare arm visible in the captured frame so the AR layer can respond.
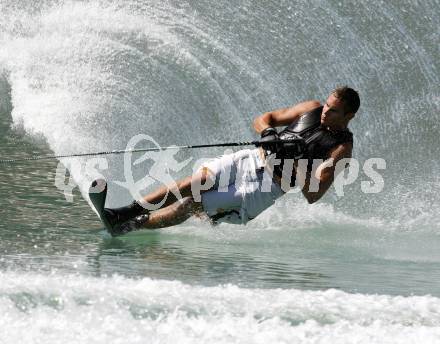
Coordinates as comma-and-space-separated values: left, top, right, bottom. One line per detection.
300, 143, 353, 204
253, 100, 321, 133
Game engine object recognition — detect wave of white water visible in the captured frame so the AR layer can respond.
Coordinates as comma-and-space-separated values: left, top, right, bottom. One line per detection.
1, 271, 440, 344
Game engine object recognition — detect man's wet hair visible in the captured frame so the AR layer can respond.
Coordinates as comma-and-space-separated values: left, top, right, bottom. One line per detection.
332, 86, 360, 114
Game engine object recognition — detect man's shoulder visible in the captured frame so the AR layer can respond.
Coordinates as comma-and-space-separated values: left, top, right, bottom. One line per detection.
330, 141, 353, 160
340, 129, 354, 145
295, 100, 322, 115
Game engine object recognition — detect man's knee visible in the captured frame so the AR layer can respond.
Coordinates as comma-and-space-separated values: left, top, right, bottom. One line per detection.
191, 168, 215, 202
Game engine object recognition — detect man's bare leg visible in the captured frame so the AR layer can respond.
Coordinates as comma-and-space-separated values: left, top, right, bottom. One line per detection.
104, 168, 213, 233
140, 197, 204, 229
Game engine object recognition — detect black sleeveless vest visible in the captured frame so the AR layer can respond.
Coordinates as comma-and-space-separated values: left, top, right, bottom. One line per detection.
274, 106, 353, 185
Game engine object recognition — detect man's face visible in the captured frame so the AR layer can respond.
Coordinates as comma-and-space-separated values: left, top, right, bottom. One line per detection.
321, 93, 348, 127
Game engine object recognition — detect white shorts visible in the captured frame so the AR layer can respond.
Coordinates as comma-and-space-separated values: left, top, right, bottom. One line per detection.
199, 149, 285, 224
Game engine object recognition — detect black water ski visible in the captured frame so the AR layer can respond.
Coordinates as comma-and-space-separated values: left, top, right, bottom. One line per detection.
89, 179, 149, 236
89, 179, 115, 234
